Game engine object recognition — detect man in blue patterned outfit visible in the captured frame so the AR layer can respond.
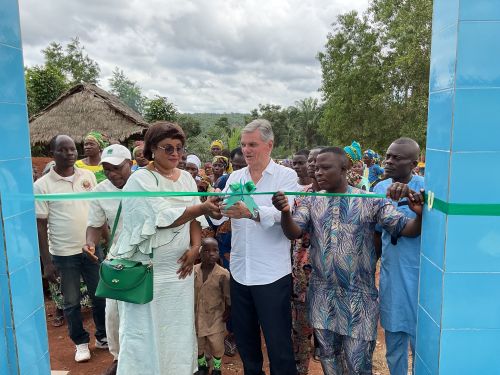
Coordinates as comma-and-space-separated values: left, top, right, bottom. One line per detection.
272, 147, 424, 375
373, 138, 424, 375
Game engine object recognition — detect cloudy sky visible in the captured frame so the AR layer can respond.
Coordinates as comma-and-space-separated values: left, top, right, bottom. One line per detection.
19, 0, 369, 113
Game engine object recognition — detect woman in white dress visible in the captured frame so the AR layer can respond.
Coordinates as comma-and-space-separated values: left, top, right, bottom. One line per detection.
114, 122, 220, 374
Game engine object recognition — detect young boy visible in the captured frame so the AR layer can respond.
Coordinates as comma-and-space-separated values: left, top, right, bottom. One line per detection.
195, 238, 231, 375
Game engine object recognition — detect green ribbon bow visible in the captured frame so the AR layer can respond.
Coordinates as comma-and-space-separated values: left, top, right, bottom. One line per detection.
224, 181, 260, 212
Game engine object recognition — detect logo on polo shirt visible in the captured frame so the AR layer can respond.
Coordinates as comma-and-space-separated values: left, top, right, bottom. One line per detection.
81, 179, 92, 191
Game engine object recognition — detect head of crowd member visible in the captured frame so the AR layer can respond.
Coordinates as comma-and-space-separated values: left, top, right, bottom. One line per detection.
240, 119, 274, 171
384, 137, 420, 183
363, 149, 376, 167
50, 134, 78, 172
133, 145, 149, 167
204, 162, 214, 177
230, 147, 247, 171
352, 160, 364, 176
178, 152, 188, 170
315, 147, 349, 193
200, 237, 220, 267
144, 121, 186, 174
100, 144, 133, 189
211, 140, 224, 156
292, 149, 310, 180
344, 141, 362, 169
212, 155, 230, 180
84, 131, 108, 159
307, 146, 325, 179
186, 154, 201, 179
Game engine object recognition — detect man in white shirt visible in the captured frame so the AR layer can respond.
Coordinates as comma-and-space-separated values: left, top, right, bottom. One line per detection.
215, 119, 298, 375
34, 135, 106, 363
83, 144, 133, 375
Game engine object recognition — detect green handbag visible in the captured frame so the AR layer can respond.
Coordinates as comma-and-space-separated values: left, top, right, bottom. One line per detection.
95, 202, 154, 304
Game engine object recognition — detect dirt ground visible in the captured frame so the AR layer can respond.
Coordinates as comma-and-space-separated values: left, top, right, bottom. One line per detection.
46, 299, 391, 375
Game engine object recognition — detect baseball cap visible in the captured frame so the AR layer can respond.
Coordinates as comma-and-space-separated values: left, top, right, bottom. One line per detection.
100, 144, 132, 166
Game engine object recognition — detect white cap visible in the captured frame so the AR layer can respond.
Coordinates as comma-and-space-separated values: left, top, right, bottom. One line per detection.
100, 144, 132, 166
186, 154, 201, 168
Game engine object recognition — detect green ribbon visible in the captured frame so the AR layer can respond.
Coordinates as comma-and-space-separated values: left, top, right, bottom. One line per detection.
30, 190, 500, 216
425, 191, 500, 216
223, 181, 260, 211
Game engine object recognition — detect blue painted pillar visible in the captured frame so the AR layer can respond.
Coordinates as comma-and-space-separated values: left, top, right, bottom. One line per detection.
0, 0, 51, 374
416, 1, 500, 374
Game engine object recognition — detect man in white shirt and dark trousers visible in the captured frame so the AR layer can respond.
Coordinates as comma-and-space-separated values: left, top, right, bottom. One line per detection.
214, 119, 298, 375
34, 135, 106, 363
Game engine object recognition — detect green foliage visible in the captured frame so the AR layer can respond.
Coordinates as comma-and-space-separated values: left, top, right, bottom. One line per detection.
26, 38, 101, 117
318, 0, 432, 151
25, 65, 68, 116
43, 37, 100, 86
185, 134, 212, 162
143, 95, 178, 123
186, 113, 248, 129
109, 67, 145, 113
177, 114, 202, 137
227, 127, 242, 150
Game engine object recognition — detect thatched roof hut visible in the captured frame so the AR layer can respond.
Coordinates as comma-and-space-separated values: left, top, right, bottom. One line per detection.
30, 83, 149, 146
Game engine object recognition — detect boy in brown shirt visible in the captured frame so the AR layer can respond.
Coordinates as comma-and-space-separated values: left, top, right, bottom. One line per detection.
195, 238, 231, 375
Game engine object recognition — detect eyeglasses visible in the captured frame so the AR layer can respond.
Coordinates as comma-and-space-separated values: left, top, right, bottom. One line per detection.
157, 145, 185, 155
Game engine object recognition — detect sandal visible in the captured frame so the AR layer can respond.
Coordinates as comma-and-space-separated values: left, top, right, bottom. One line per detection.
51, 315, 64, 327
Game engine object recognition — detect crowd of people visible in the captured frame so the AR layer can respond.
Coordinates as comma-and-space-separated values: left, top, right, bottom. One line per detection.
34, 118, 425, 375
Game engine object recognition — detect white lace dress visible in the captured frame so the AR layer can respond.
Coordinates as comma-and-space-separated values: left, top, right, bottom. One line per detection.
113, 169, 206, 375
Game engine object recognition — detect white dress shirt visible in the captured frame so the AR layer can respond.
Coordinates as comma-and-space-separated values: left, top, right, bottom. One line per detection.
218, 159, 298, 286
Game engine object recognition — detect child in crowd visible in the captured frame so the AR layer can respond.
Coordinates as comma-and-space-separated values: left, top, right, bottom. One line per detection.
194, 238, 231, 375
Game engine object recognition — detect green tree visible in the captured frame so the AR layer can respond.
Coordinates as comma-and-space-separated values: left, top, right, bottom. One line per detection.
186, 134, 211, 162
318, 11, 387, 150
318, 0, 432, 151
177, 114, 202, 137
42, 37, 100, 85
294, 97, 323, 148
25, 65, 67, 116
370, 0, 432, 147
214, 116, 231, 133
143, 96, 178, 123
109, 67, 145, 113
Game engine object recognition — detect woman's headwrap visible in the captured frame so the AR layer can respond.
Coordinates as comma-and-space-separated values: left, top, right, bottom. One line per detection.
364, 149, 376, 159
186, 154, 201, 169
211, 140, 224, 150
344, 141, 362, 163
212, 155, 231, 173
85, 131, 109, 150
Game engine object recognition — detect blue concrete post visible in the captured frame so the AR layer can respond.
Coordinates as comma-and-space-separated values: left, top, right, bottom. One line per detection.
0, 0, 51, 374
416, 1, 500, 374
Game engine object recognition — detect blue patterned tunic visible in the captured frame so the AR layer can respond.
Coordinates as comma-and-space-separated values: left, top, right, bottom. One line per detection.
293, 186, 409, 341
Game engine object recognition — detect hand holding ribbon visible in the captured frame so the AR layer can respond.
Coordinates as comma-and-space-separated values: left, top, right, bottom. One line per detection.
221, 181, 260, 219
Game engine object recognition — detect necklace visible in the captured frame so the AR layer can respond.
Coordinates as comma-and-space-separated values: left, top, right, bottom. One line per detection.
153, 163, 175, 178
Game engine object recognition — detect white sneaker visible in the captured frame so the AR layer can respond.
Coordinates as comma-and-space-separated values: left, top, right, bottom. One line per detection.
75, 343, 91, 362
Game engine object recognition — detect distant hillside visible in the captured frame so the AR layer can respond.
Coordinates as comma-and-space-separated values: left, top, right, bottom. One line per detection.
184, 113, 250, 128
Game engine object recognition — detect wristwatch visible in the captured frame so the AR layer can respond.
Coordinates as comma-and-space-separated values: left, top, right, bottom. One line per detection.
249, 209, 259, 220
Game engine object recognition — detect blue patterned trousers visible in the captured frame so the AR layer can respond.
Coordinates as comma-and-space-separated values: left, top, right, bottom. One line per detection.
315, 329, 375, 375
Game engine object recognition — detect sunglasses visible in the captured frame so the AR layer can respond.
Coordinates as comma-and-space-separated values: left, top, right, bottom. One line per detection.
157, 145, 185, 155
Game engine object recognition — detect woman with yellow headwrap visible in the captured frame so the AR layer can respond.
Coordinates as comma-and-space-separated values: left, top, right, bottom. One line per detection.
75, 131, 109, 183
210, 139, 224, 157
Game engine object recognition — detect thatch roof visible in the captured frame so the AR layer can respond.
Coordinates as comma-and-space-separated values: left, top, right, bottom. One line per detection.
30, 83, 149, 145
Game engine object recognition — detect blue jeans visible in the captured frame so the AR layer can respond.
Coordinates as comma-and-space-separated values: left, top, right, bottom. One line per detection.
52, 251, 106, 345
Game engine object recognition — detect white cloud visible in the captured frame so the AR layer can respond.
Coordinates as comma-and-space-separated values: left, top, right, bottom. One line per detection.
19, 0, 369, 113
